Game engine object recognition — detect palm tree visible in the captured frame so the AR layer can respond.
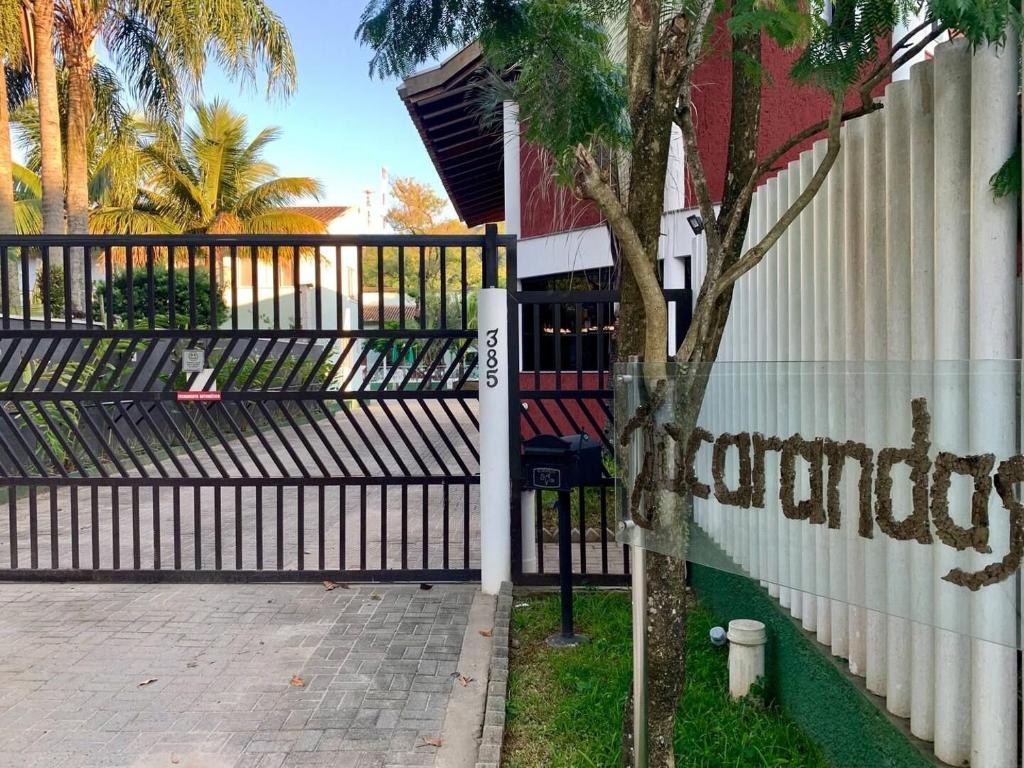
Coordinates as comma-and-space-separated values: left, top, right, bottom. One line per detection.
27, 0, 64, 243
12, 70, 152, 234
91, 100, 325, 235
0, 4, 27, 235
12, 162, 41, 234
52, 0, 297, 310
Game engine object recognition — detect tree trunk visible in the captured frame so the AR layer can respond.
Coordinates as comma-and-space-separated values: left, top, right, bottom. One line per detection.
65, 52, 92, 315
0, 69, 21, 310
32, 0, 65, 238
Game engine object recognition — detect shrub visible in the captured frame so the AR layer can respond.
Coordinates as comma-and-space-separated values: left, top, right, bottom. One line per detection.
93, 266, 227, 328
33, 264, 65, 319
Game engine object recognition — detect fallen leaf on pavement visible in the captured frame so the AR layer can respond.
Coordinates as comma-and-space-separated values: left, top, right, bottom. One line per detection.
457, 674, 473, 687
290, 676, 305, 687
479, 628, 493, 638
323, 580, 338, 591
370, 594, 381, 600
419, 736, 443, 748
137, 678, 158, 687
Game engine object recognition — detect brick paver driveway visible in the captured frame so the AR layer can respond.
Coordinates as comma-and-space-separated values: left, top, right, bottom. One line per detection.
0, 582, 475, 768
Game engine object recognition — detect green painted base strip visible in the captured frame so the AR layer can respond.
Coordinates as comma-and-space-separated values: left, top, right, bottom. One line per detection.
690, 564, 935, 768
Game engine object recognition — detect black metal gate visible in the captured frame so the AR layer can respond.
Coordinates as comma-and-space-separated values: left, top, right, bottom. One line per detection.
510, 275, 692, 586
0, 228, 512, 582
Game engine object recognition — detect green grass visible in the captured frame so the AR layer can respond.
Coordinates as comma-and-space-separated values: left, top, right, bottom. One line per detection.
504, 591, 831, 768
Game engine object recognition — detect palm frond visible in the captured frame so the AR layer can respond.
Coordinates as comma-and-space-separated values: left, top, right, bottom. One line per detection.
242, 210, 328, 235
12, 162, 40, 198
234, 176, 324, 219
89, 206, 179, 235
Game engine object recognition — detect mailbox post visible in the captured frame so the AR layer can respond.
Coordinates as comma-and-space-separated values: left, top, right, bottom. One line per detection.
521, 433, 602, 647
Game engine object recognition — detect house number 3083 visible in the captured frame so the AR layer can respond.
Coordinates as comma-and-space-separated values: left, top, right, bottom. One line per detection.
485, 328, 499, 388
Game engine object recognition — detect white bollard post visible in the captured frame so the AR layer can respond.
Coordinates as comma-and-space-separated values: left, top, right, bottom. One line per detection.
728, 619, 767, 699
478, 288, 511, 595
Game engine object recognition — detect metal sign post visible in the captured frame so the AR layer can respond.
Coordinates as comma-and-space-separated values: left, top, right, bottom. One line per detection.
631, 539, 648, 768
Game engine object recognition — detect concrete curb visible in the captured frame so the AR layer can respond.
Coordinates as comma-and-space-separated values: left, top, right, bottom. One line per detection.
475, 582, 512, 768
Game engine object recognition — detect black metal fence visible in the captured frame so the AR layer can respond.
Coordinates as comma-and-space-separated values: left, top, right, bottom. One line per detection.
0, 228, 513, 581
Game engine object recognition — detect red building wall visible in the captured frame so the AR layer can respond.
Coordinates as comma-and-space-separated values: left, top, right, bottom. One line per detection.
519, 23, 889, 237
689, 17, 889, 205
520, 142, 603, 238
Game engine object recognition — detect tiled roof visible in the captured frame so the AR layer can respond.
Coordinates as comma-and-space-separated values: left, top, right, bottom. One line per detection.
279, 206, 350, 225
362, 304, 420, 324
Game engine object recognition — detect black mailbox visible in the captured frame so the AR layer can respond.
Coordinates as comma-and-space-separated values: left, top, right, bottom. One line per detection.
522, 433, 603, 491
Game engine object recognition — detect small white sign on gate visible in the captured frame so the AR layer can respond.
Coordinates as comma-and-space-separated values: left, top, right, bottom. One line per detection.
182, 348, 205, 373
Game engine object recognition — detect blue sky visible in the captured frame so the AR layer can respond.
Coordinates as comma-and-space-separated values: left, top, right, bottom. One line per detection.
137, 2, 446, 208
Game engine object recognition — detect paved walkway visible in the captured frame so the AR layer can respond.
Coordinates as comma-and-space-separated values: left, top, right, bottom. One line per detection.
0, 582, 477, 768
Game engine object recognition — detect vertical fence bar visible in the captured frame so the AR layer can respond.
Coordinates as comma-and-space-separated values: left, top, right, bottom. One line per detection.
297, 486, 305, 571
339, 484, 347, 571
111, 486, 120, 570
132, 486, 141, 570
7, 489, 16, 569
214, 486, 222, 570
235, 486, 243, 570
318, 485, 325, 571
173, 486, 181, 570
28, 487, 37, 568
20, 247, 29, 328
61, 245, 71, 329
166, 246, 175, 329
194, 486, 201, 570
48, 491, 57, 568
146, 245, 156, 329
152, 486, 161, 570
1, 245, 10, 330
125, 247, 134, 329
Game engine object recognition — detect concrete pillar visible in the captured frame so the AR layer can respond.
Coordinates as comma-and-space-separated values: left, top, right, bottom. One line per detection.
826, 132, 847, 659
502, 102, 521, 237
776, 167, 791, 609
843, 117, 867, 679
754, 187, 769, 587
786, 159, 803, 621
883, 79, 912, 719
862, 105, 888, 698
968, 33, 1019, 768
931, 39, 972, 767
811, 138, 831, 646
799, 149, 816, 633
764, 177, 780, 598
908, 56, 936, 744
478, 288, 511, 594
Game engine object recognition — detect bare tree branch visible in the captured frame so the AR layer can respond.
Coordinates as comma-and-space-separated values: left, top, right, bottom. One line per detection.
575, 144, 668, 364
